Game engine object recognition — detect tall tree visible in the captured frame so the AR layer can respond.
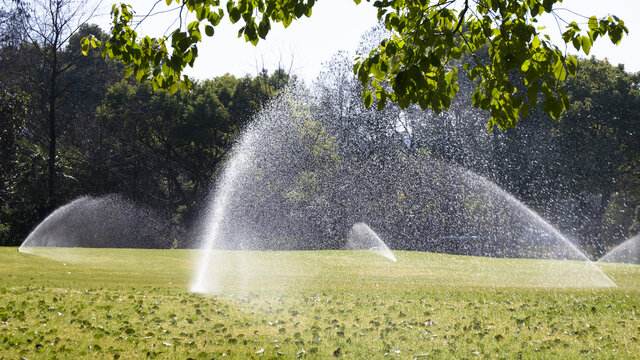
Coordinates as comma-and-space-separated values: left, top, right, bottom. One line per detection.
555, 59, 640, 252
94, 70, 290, 240
0, 83, 28, 212
13, 0, 99, 211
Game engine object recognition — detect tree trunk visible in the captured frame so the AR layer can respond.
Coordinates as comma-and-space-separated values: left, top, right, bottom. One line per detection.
593, 190, 613, 257
47, 50, 58, 212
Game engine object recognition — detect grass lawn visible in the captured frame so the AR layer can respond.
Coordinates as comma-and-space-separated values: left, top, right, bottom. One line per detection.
1, 247, 639, 359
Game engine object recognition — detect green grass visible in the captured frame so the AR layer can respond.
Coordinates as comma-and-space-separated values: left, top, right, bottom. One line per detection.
1, 247, 640, 359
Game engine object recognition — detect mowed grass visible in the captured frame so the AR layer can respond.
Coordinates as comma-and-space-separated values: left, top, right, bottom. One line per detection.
1, 247, 640, 359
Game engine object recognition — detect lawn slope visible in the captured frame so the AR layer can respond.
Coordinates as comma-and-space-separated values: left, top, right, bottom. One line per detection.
1, 247, 639, 359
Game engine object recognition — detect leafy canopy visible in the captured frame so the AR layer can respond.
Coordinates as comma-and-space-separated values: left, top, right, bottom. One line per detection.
82, 0, 627, 129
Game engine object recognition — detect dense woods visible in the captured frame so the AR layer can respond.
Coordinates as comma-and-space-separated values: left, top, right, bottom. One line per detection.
0, 2, 638, 253
0, 12, 290, 246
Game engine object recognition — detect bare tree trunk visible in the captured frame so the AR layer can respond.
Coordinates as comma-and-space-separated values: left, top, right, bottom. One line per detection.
593, 190, 613, 257
47, 48, 58, 211
21, 0, 100, 211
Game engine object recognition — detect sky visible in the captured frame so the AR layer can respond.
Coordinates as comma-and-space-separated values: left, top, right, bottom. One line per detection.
92, 0, 640, 84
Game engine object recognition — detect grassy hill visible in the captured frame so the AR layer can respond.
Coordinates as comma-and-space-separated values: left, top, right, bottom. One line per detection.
1, 247, 639, 359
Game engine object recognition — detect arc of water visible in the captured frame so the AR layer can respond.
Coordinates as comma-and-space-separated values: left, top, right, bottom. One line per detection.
465, 171, 617, 288
598, 234, 640, 264
19, 197, 91, 253
191, 145, 254, 293
347, 222, 397, 262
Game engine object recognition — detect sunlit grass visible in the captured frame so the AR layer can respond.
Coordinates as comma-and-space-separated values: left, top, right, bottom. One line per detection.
1, 247, 639, 359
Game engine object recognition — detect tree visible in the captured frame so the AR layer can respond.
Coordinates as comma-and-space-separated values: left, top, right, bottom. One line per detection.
83, 0, 627, 130
472, 58, 640, 256
554, 58, 640, 253
56, 24, 124, 151
9, 0, 99, 211
0, 0, 28, 48
93, 70, 290, 243
0, 83, 28, 212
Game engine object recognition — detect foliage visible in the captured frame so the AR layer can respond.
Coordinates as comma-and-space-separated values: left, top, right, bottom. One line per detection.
0, 140, 83, 246
0, 0, 105, 211
93, 71, 289, 244
83, 0, 627, 129
557, 59, 640, 244
0, 22, 124, 245
1, 248, 640, 358
558, 58, 640, 189
0, 84, 29, 245
0, 5, 290, 245
0, 0, 28, 48
0, 83, 28, 202
355, 0, 626, 129
484, 58, 640, 252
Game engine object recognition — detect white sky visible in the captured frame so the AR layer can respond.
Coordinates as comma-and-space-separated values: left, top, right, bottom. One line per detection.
92, 0, 640, 84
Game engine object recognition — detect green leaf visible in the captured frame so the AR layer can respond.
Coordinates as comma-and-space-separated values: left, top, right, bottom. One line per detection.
362, 91, 373, 108
550, 99, 563, 119
608, 21, 627, 44
208, 10, 221, 26
520, 103, 530, 118
179, 80, 189, 92
531, 36, 540, 49
572, 36, 581, 51
124, 67, 134, 78
581, 35, 592, 55
188, 20, 199, 31
282, 16, 292, 28
376, 89, 387, 110
229, 8, 241, 23
527, 81, 539, 108
205, 25, 214, 37
153, 51, 164, 67
258, 19, 270, 39
398, 95, 410, 109
566, 56, 578, 76
553, 60, 567, 81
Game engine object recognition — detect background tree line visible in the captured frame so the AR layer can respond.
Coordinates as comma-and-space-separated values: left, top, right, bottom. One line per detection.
0, 0, 290, 246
